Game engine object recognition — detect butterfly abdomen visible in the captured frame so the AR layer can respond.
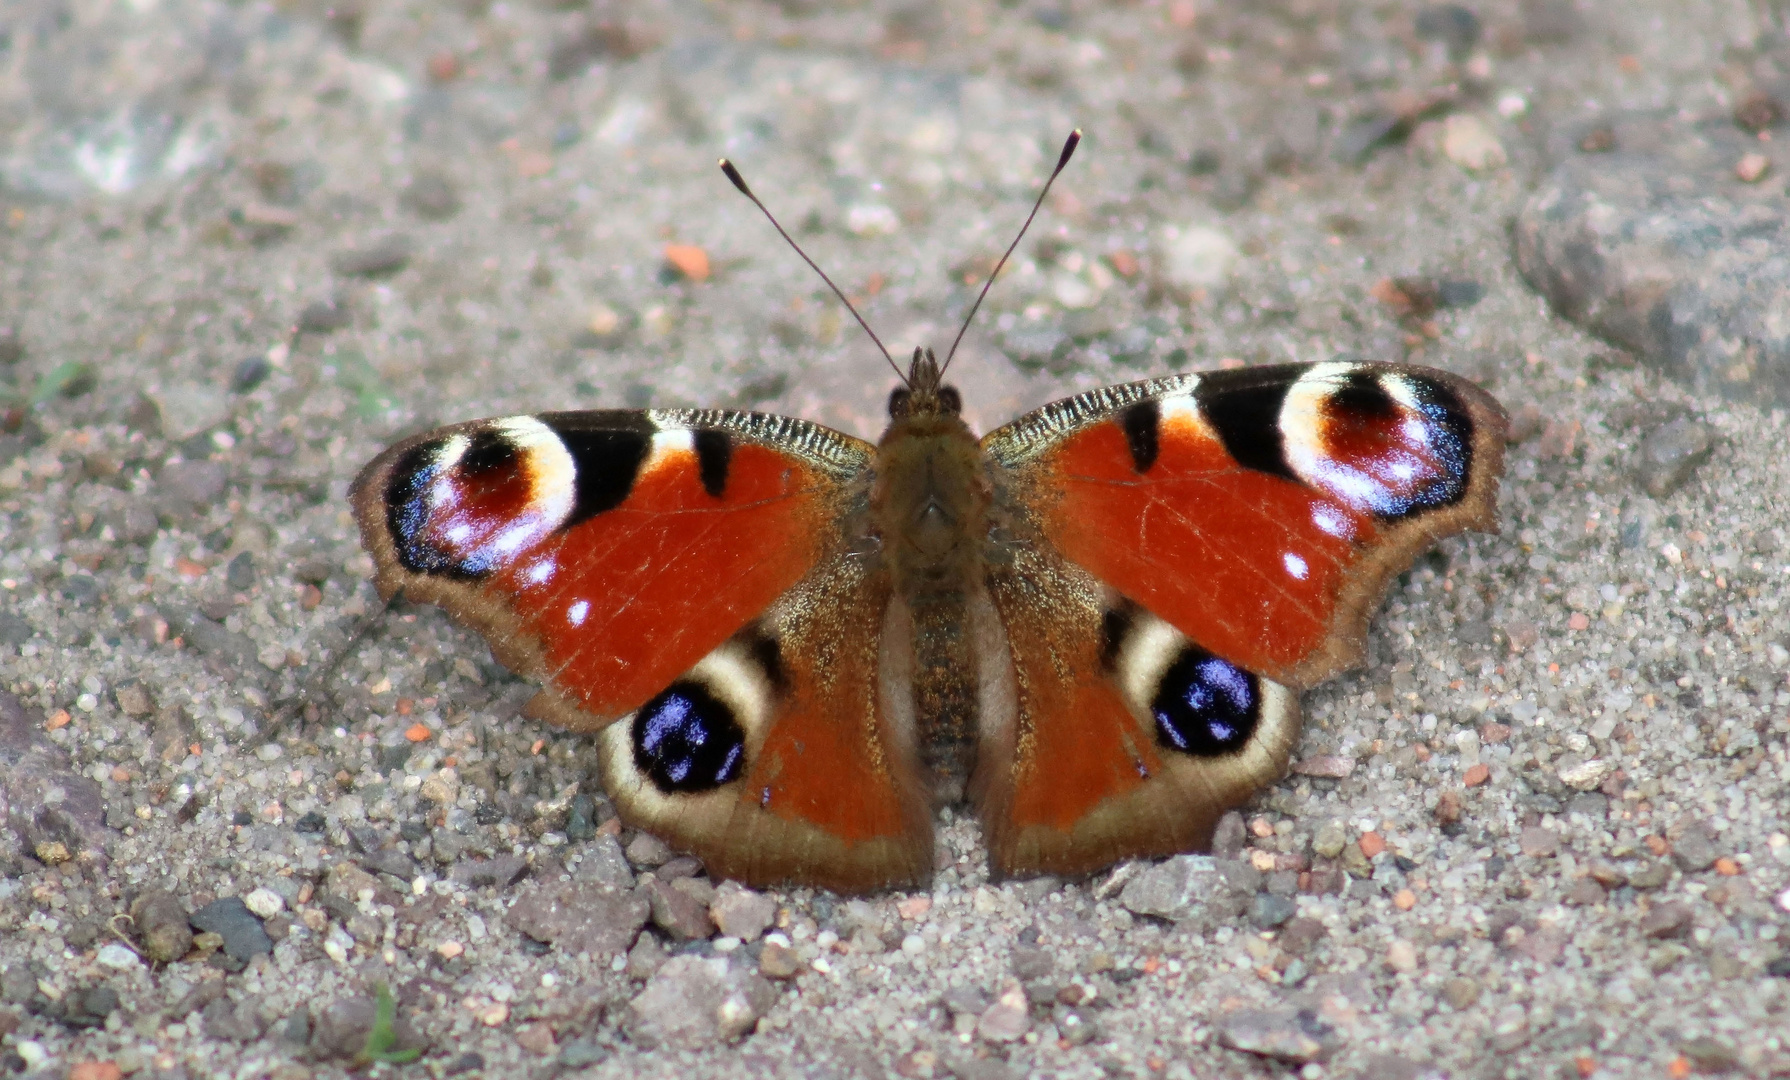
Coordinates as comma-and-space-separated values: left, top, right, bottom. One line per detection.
870, 409, 998, 804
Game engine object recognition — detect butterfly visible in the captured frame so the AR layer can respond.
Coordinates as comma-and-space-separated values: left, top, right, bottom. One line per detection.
352, 133, 1507, 894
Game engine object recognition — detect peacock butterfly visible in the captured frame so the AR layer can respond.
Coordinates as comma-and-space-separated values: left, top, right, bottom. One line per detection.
352, 133, 1507, 894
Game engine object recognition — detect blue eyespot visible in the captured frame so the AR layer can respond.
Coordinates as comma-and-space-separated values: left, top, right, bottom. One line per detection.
1151, 649, 1260, 757
633, 682, 747, 793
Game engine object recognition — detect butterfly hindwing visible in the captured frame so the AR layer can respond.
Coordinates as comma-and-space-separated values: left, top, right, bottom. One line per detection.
984, 361, 1507, 689
976, 544, 1301, 880
352, 409, 873, 728
592, 554, 934, 893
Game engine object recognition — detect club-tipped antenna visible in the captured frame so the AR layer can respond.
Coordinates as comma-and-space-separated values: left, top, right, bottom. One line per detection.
719, 158, 905, 385
940, 129, 1082, 377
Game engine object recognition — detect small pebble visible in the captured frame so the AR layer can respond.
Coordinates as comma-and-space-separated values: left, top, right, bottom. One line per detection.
1736, 152, 1771, 183
1159, 224, 1239, 290
661, 244, 710, 282
244, 887, 284, 918
1385, 939, 1419, 972
1636, 418, 1714, 497
1442, 115, 1507, 172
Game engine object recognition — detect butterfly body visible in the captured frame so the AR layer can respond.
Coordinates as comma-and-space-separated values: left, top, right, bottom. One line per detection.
355, 357, 1505, 893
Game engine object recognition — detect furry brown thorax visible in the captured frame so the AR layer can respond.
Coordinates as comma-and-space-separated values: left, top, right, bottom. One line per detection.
871, 348, 991, 802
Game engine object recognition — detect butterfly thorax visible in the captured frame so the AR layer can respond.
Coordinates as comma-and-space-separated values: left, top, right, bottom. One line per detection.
871, 369, 993, 804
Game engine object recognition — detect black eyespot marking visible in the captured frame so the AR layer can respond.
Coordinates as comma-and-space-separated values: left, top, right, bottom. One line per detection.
387, 440, 474, 577
459, 429, 519, 475
1198, 374, 1297, 481
1328, 370, 1398, 419
1151, 647, 1261, 757
633, 680, 747, 793
1400, 376, 1475, 512
555, 427, 651, 527
1098, 607, 1133, 672
745, 632, 788, 694
1119, 400, 1160, 473
693, 428, 732, 499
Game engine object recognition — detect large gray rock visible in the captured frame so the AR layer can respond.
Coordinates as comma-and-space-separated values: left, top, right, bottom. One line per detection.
1515, 111, 1790, 404
504, 880, 649, 960
0, 692, 110, 869
626, 955, 780, 1049
1118, 855, 1251, 927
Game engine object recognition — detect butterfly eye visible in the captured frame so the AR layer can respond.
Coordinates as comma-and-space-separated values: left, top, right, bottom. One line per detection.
937, 386, 963, 415
888, 387, 913, 418
632, 681, 748, 792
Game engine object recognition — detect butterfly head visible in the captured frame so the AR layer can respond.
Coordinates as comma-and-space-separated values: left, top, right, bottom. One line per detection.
889, 347, 963, 419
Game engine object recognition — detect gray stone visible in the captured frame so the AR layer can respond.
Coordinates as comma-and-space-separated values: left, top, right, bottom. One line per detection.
625, 831, 674, 869
201, 995, 268, 1043
1210, 811, 1248, 859
571, 833, 634, 887
1636, 418, 1715, 497
0, 614, 33, 647
297, 299, 351, 334
1119, 855, 1248, 926
1214, 1007, 1341, 1063
976, 981, 1030, 1043
0, 692, 111, 868
401, 171, 461, 220
709, 882, 776, 941
159, 604, 262, 675
157, 459, 227, 515
189, 897, 274, 961
1640, 901, 1694, 939
1671, 823, 1721, 873
1249, 892, 1298, 930
644, 877, 715, 941
504, 880, 649, 959
330, 233, 414, 277
309, 995, 427, 1060
1628, 861, 1673, 889
1515, 113, 1790, 404
626, 956, 780, 1049
449, 853, 530, 889
225, 551, 256, 591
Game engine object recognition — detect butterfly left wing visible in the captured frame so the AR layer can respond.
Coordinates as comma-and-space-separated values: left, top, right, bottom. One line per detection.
353, 410, 935, 891
974, 361, 1506, 879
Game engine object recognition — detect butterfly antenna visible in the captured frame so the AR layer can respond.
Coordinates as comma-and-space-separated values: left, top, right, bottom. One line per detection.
260, 588, 406, 743
941, 129, 1082, 378
719, 158, 906, 385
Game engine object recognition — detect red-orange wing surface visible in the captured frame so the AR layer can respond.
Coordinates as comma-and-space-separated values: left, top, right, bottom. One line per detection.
352, 409, 872, 727
975, 361, 1506, 878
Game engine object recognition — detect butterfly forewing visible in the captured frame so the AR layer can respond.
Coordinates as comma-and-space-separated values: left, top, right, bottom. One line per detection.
983, 361, 1507, 688
352, 409, 873, 727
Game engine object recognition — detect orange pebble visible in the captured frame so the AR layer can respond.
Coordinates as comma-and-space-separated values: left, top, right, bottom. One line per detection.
396, 698, 414, 716
69, 1064, 123, 1080
1573, 1056, 1597, 1078
403, 723, 432, 743
663, 244, 711, 282
1359, 831, 1386, 858
1714, 857, 1741, 876
45, 709, 71, 731
1393, 888, 1417, 911
1463, 763, 1491, 787
1668, 1055, 1691, 1079
1645, 835, 1671, 856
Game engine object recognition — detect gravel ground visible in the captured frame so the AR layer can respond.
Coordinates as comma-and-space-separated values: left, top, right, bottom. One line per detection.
2, 1, 1789, 1078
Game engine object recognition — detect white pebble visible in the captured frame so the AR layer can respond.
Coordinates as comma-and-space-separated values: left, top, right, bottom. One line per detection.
244, 887, 284, 918
901, 933, 925, 955
96, 943, 141, 970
